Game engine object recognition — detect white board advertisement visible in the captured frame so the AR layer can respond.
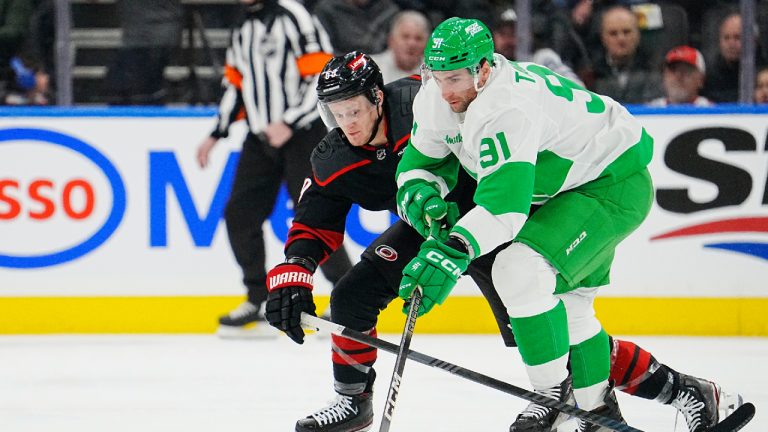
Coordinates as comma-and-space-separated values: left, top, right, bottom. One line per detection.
1, 111, 766, 300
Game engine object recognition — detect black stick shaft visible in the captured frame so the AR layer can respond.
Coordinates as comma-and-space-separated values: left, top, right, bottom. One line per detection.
378, 288, 422, 432
300, 312, 643, 432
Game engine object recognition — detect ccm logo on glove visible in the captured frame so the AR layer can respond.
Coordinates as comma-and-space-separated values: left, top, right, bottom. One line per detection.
425, 250, 463, 277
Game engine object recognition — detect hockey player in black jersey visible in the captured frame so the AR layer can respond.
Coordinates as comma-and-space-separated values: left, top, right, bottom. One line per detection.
263, 52, 748, 432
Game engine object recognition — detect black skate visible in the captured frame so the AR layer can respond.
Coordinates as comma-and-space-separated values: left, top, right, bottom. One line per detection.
670, 373, 726, 432
295, 392, 373, 432
576, 387, 625, 432
216, 301, 279, 339
509, 376, 574, 432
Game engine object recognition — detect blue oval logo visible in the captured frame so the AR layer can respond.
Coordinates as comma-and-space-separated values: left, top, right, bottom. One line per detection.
0, 128, 126, 268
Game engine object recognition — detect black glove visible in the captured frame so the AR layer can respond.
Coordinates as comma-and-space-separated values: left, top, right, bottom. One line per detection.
265, 262, 316, 344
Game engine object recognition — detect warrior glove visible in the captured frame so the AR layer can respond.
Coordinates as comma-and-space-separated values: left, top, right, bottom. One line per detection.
265, 259, 317, 344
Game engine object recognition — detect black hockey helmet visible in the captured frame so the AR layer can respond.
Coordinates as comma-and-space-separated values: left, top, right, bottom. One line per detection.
317, 51, 384, 105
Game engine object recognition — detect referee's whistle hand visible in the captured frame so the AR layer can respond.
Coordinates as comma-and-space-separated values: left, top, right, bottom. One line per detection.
196, 136, 218, 168
265, 122, 293, 148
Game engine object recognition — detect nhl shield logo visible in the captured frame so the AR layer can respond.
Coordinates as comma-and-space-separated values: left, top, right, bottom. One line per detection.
376, 148, 386, 160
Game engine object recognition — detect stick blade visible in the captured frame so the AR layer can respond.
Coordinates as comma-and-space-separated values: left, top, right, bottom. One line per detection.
711, 402, 755, 432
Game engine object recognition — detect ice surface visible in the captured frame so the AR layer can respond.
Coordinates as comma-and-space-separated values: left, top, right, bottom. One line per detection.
0, 334, 764, 431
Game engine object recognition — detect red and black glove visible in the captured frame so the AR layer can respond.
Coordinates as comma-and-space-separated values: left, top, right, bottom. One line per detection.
265, 259, 316, 344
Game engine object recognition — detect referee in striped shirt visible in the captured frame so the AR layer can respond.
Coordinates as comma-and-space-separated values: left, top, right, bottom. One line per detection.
196, 0, 352, 335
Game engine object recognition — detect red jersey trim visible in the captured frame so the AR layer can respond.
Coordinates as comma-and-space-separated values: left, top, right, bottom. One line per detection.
393, 133, 410, 152
286, 222, 345, 251
313, 159, 372, 186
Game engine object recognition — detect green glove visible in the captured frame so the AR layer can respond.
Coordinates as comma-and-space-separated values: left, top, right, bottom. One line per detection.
399, 238, 470, 316
429, 201, 460, 242
396, 180, 459, 239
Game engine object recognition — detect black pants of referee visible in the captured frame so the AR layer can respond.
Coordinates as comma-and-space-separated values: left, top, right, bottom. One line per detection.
224, 119, 352, 306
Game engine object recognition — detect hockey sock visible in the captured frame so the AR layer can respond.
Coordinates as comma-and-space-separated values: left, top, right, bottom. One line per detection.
332, 329, 377, 395
610, 338, 679, 402
570, 328, 611, 388
509, 300, 570, 388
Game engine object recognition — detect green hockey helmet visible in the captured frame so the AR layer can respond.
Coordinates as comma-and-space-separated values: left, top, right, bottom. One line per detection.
423, 17, 495, 72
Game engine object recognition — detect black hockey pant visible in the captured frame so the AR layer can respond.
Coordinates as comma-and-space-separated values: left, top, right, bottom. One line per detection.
329, 220, 515, 391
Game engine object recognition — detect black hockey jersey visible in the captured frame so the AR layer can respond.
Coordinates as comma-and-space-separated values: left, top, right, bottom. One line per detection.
284, 75, 478, 265
284, 76, 421, 264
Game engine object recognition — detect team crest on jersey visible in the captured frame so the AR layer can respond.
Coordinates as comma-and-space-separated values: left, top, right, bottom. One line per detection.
375, 245, 398, 262
376, 148, 387, 160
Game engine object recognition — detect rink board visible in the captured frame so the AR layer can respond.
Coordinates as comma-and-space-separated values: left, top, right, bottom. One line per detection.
0, 106, 767, 335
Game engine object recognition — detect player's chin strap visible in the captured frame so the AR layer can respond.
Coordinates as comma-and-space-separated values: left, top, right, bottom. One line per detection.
473, 59, 493, 93
363, 100, 384, 146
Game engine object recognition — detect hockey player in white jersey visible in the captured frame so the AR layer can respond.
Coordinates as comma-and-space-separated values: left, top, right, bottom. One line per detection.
395, 17, 655, 432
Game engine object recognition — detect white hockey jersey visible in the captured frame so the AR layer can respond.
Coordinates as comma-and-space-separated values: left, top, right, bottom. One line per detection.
396, 54, 653, 257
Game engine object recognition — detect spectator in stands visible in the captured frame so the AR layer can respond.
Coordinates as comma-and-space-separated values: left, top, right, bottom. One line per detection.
559, 0, 603, 85
591, 5, 662, 104
3, 55, 49, 105
313, 0, 400, 55
104, 0, 183, 105
754, 66, 768, 103
0, 0, 40, 105
419, 0, 494, 29
703, 12, 767, 103
491, 6, 584, 86
370, 10, 429, 83
647, 46, 713, 107
196, 0, 351, 337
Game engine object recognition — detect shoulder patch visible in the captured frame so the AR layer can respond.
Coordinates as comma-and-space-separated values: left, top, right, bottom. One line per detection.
315, 138, 334, 160
311, 131, 371, 186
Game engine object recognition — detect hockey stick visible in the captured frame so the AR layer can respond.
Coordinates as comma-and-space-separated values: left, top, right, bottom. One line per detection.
301, 312, 643, 432
378, 287, 422, 432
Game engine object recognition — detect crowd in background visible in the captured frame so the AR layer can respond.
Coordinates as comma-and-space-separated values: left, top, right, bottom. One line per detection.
3, 0, 768, 106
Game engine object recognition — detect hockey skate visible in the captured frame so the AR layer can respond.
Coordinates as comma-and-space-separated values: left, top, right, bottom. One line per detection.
295, 392, 373, 432
216, 301, 279, 339
575, 387, 625, 432
670, 373, 743, 432
509, 376, 574, 432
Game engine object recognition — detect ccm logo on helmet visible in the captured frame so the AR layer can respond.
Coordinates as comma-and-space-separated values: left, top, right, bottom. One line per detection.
425, 250, 462, 277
